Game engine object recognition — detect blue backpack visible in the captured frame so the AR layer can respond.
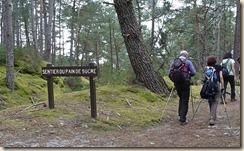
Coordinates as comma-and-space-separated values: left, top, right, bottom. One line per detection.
200, 66, 218, 100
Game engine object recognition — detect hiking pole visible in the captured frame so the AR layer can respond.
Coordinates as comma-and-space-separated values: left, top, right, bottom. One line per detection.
235, 90, 240, 98
191, 98, 203, 120
190, 86, 195, 117
162, 86, 174, 115
221, 92, 233, 136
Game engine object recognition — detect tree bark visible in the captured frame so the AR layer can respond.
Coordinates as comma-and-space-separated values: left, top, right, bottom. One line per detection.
39, 0, 44, 54
193, 0, 201, 68
113, 0, 168, 94
233, 0, 240, 76
3, 0, 15, 91
31, 0, 38, 56
21, 0, 30, 48
69, 0, 76, 66
150, 0, 156, 53
109, 17, 113, 73
43, 0, 54, 62
52, 3, 56, 65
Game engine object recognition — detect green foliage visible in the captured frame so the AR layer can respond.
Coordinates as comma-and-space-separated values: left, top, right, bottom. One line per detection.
190, 72, 203, 85
14, 48, 45, 75
62, 77, 90, 92
0, 69, 64, 110
163, 76, 174, 90
98, 65, 135, 85
235, 79, 240, 86
0, 45, 6, 65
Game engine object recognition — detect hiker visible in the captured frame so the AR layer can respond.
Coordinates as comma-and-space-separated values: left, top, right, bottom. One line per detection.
168, 50, 196, 125
220, 52, 237, 103
203, 56, 224, 126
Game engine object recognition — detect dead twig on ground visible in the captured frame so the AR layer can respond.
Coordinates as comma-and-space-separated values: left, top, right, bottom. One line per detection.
30, 97, 35, 104
21, 102, 47, 112
126, 99, 132, 107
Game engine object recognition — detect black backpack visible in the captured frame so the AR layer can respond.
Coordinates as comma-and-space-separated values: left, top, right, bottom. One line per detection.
200, 66, 218, 100
169, 58, 189, 83
221, 59, 231, 78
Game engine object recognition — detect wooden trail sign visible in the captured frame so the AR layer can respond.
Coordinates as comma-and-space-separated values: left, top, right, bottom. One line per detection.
42, 63, 98, 118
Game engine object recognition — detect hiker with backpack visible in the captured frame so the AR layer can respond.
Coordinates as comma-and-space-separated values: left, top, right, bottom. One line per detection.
168, 50, 196, 125
201, 56, 224, 126
220, 52, 237, 103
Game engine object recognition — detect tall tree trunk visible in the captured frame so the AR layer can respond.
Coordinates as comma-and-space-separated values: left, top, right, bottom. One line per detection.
113, 29, 123, 72
12, 1, 19, 47
69, 0, 76, 66
51, 3, 56, 65
135, 0, 142, 29
193, 0, 201, 68
150, 0, 156, 53
202, 0, 208, 67
30, 0, 38, 56
74, 2, 81, 66
109, 17, 113, 73
43, 0, 54, 62
212, 0, 218, 54
95, 37, 100, 67
21, 1, 30, 48
39, 0, 44, 54
233, 0, 240, 76
43, 0, 48, 60
223, 0, 227, 59
113, 0, 168, 94
3, 0, 15, 92
58, 1, 63, 66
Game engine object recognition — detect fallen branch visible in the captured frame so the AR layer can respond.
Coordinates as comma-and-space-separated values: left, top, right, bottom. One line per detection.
30, 97, 35, 104
21, 102, 47, 112
15, 67, 23, 77
126, 99, 132, 107
117, 125, 122, 130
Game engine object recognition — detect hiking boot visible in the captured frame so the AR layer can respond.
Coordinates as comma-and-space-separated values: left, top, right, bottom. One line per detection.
209, 119, 216, 126
231, 99, 237, 102
180, 120, 188, 125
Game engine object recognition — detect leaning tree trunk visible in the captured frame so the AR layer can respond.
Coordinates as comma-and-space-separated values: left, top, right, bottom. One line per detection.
114, 0, 168, 94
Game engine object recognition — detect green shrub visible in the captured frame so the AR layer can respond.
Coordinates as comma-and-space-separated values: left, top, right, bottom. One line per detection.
63, 77, 89, 92
0, 45, 6, 65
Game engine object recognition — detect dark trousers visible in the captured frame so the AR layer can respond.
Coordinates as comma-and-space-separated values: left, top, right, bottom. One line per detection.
223, 75, 235, 100
175, 81, 190, 122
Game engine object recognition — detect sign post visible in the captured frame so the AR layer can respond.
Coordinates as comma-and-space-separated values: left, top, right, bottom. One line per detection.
89, 63, 97, 118
42, 63, 98, 118
46, 64, 54, 109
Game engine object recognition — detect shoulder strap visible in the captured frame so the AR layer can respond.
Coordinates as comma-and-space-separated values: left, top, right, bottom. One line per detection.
223, 58, 230, 65
225, 58, 232, 73
181, 58, 187, 63
205, 66, 215, 79
226, 58, 231, 64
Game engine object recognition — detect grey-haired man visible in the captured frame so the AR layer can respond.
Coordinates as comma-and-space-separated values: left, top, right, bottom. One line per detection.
168, 50, 196, 125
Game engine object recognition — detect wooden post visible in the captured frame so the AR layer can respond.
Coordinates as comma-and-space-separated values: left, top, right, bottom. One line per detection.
89, 63, 97, 118
47, 64, 54, 109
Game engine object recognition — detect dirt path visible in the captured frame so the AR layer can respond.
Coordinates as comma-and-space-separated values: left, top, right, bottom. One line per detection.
0, 96, 241, 148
